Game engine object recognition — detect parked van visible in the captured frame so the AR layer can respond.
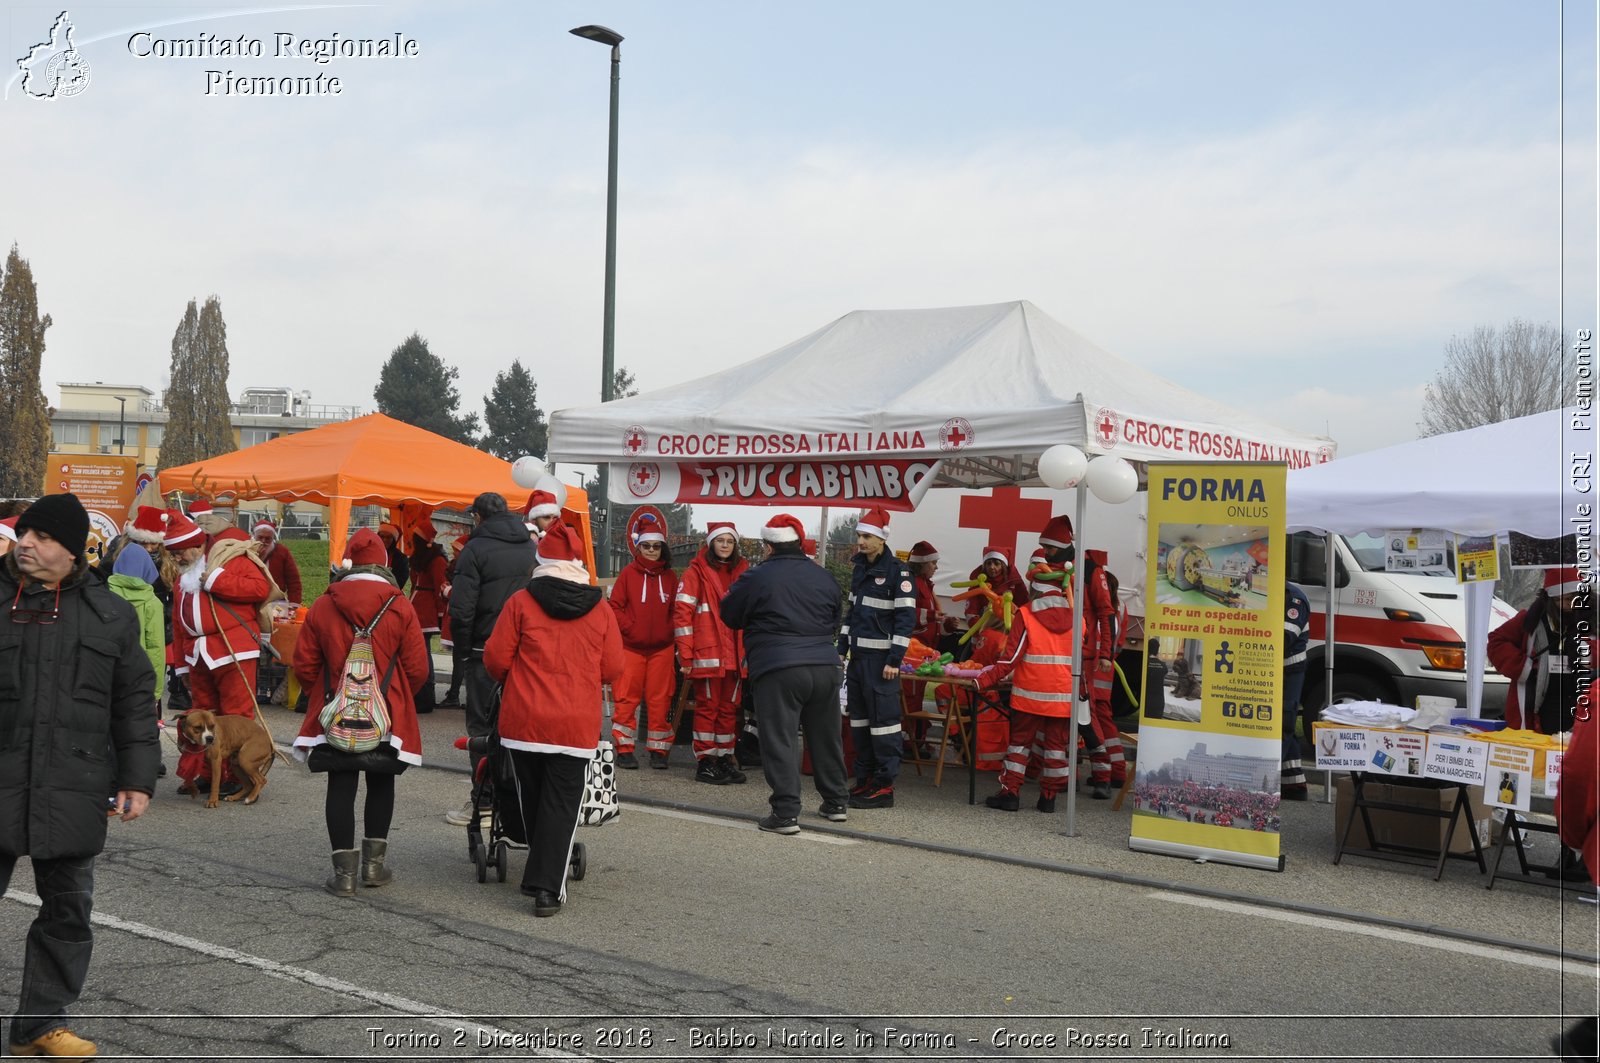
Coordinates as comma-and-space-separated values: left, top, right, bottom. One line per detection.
1285, 530, 1516, 715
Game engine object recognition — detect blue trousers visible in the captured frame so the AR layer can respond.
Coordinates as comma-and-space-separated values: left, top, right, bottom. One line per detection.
0, 852, 95, 1045
1282, 664, 1307, 763
847, 652, 902, 785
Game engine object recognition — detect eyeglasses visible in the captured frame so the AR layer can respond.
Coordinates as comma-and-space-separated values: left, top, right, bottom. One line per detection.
10, 585, 61, 626
638, 543, 663, 551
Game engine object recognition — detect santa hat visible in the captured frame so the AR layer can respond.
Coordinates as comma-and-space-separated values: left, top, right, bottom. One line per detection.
343, 528, 387, 568
1039, 514, 1074, 550
0, 518, 16, 543
376, 522, 400, 543
857, 507, 890, 540
908, 540, 939, 564
252, 517, 278, 540
982, 544, 1010, 566
536, 521, 586, 569
524, 490, 560, 520
125, 505, 169, 545
762, 513, 804, 544
162, 510, 204, 549
186, 498, 213, 519
1544, 567, 1590, 596
633, 514, 666, 546
705, 521, 737, 544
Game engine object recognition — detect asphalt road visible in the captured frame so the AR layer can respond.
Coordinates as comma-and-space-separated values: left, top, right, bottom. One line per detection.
0, 698, 1595, 1061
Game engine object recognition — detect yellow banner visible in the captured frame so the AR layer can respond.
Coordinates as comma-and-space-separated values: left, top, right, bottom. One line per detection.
1129, 462, 1288, 871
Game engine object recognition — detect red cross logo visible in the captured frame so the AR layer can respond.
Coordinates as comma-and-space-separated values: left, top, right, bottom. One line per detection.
940, 417, 974, 451
623, 425, 647, 455
958, 488, 1054, 564
1316, 445, 1334, 464
627, 462, 660, 498
1094, 408, 1120, 449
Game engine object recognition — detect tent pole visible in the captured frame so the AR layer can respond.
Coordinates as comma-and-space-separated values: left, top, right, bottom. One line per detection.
816, 507, 829, 566
1063, 482, 1087, 837
1322, 533, 1336, 802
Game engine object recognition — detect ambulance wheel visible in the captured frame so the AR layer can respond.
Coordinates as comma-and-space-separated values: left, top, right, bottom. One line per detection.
495, 840, 509, 883
473, 842, 488, 883
570, 842, 587, 881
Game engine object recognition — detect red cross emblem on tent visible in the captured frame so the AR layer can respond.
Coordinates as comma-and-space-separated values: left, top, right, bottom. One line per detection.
623, 426, 647, 455
1094, 408, 1120, 449
939, 417, 974, 451
627, 462, 660, 498
1316, 444, 1334, 464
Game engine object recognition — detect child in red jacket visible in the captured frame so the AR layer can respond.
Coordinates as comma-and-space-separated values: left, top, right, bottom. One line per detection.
608, 514, 680, 769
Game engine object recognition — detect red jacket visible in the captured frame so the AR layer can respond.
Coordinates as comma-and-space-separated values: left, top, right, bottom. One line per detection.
913, 573, 941, 647
485, 575, 624, 757
174, 529, 271, 671
291, 573, 430, 765
963, 550, 1027, 623
407, 542, 449, 634
1556, 680, 1599, 882
261, 542, 302, 604
1488, 605, 1599, 732
673, 548, 747, 677
610, 548, 680, 653
1081, 549, 1118, 666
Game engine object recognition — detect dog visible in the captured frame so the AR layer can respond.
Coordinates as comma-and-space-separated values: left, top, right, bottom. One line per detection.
178, 711, 277, 808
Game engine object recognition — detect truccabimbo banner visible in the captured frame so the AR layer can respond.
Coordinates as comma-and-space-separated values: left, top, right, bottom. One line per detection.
1129, 462, 1288, 872
608, 459, 941, 511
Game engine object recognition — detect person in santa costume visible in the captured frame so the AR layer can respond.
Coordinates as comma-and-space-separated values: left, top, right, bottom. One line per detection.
484, 521, 623, 918
405, 526, 448, 716
608, 512, 680, 769
1079, 546, 1127, 798
1489, 566, 1599, 733
901, 540, 943, 752
438, 532, 472, 707
168, 511, 271, 794
375, 522, 409, 588
251, 517, 302, 604
186, 497, 234, 541
522, 489, 561, 540
673, 522, 749, 784
292, 528, 430, 896
963, 544, 1028, 630
838, 507, 916, 809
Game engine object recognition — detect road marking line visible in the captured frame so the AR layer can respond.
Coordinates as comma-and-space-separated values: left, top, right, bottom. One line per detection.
1152, 890, 1598, 978
3, 890, 582, 1058
632, 805, 858, 844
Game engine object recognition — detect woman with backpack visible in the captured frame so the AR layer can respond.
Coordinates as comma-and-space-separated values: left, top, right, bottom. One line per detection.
292, 528, 430, 897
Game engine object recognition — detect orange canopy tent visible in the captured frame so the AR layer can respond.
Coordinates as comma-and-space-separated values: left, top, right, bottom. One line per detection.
157, 413, 593, 573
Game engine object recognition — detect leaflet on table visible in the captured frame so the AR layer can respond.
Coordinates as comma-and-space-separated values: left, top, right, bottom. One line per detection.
1545, 750, 1564, 797
1313, 726, 1381, 771
1130, 462, 1288, 873
1363, 730, 1428, 778
1485, 744, 1536, 812
1420, 734, 1490, 786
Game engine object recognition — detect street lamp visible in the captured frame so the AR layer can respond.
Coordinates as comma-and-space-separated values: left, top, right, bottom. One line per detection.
571, 23, 623, 577
115, 396, 127, 454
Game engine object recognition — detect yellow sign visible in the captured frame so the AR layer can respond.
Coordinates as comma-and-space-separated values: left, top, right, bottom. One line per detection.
1130, 462, 1288, 872
44, 453, 139, 566
1453, 533, 1499, 583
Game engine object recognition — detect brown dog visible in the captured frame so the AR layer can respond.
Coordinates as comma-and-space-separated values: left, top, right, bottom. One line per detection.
178, 711, 276, 808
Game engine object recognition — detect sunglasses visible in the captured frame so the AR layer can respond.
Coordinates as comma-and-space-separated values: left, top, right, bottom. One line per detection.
638, 542, 663, 550
10, 585, 61, 626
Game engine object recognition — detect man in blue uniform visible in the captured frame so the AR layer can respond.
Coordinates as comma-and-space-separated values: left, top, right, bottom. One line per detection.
837, 508, 916, 809
1282, 579, 1311, 800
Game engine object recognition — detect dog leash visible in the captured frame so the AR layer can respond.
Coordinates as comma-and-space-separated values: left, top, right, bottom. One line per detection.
208, 595, 292, 765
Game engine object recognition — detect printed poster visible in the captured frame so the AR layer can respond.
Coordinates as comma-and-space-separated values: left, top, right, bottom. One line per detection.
1384, 529, 1452, 576
1484, 744, 1536, 812
1131, 462, 1287, 872
1453, 533, 1499, 584
44, 453, 139, 566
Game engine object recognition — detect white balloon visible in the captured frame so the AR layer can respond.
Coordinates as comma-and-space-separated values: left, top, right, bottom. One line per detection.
1036, 444, 1088, 490
511, 455, 545, 489
533, 473, 569, 509
1085, 455, 1138, 504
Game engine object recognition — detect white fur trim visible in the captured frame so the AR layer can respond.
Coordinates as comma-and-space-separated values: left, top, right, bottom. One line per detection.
1549, 577, 1585, 596
526, 502, 560, 519
762, 525, 800, 543
856, 522, 887, 539
636, 530, 667, 544
0, 525, 14, 544
705, 527, 737, 544
983, 550, 1008, 565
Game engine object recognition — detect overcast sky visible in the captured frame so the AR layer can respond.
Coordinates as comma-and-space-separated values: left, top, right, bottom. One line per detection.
6, 0, 1596, 482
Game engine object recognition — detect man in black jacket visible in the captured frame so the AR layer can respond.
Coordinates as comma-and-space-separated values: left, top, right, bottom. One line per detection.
720, 513, 849, 835
444, 492, 538, 825
0, 493, 158, 1058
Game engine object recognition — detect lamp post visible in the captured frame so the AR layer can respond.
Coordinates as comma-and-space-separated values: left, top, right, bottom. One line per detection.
571, 23, 623, 577
115, 396, 127, 454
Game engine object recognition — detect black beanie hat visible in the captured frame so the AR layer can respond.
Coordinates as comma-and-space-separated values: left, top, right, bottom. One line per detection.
15, 493, 90, 560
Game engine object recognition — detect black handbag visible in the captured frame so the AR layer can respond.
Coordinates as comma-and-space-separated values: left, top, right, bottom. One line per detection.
307, 741, 406, 775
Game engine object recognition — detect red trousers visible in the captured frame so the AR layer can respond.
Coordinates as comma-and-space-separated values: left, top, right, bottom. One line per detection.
177, 658, 257, 786
1087, 691, 1125, 785
614, 646, 676, 755
690, 671, 740, 760
999, 711, 1072, 798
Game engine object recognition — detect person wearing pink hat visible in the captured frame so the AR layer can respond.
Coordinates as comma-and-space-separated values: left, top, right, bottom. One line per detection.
837, 507, 916, 809
608, 512, 680, 769
673, 522, 749, 784
1489, 566, 1598, 733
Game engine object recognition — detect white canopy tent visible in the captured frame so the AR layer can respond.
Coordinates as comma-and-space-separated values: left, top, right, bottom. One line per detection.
1285, 407, 1592, 715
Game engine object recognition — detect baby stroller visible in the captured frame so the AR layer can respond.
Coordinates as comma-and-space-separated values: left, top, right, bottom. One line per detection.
462, 690, 587, 886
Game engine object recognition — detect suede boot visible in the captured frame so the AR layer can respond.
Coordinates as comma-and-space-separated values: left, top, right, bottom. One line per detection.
325, 849, 359, 897
361, 838, 393, 888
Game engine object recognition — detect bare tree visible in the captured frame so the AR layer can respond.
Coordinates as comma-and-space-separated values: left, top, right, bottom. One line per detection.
1418, 319, 1565, 437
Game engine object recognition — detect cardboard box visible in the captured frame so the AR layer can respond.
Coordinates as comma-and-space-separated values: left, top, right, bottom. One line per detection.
1334, 775, 1490, 856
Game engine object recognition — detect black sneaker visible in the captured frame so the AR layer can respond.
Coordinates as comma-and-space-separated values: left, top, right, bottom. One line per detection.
849, 778, 874, 797
617, 751, 639, 770
649, 752, 669, 770
695, 759, 730, 785
758, 813, 800, 835
848, 784, 894, 809
985, 790, 1020, 812
1090, 781, 1112, 800
1036, 794, 1057, 813
438, 690, 462, 708
720, 755, 747, 784
1280, 784, 1309, 801
818, 801, 848, 822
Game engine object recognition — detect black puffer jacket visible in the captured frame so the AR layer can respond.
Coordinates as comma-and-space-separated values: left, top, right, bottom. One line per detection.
0, 554, 159, 859
447, 512, 538, 653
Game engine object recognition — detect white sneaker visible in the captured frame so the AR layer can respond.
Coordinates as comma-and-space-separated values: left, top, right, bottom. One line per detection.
444, 798, 477, 826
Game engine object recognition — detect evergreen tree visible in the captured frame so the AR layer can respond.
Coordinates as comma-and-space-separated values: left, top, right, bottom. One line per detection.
374, 332, 479, 445
162, 296, 236, 468
0, 245, 53, 496
480, 359, 548, 460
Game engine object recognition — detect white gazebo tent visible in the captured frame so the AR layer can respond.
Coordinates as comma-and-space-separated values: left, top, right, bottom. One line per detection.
1286, 407, 1591, 715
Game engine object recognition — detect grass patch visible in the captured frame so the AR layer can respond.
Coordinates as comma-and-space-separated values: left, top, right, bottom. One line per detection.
285, 540, 332, 605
